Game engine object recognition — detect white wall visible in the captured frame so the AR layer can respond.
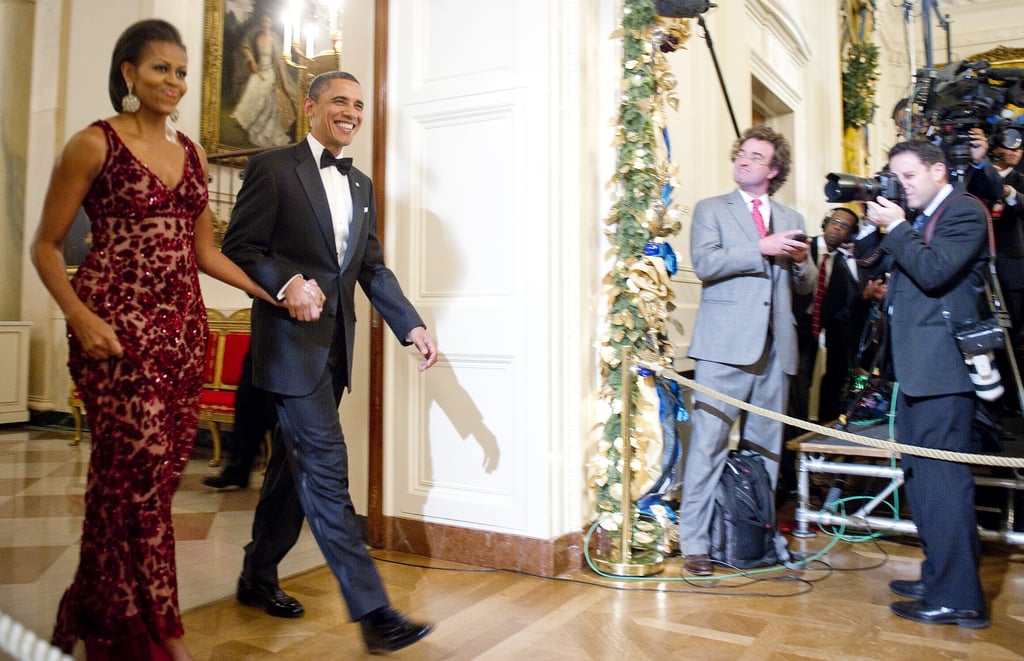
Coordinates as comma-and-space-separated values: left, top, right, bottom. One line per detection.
0, 0, 35, 322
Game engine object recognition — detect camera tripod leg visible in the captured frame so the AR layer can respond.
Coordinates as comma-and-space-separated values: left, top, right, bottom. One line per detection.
1000, 325, 1024, 413
987, 271, 1024, 411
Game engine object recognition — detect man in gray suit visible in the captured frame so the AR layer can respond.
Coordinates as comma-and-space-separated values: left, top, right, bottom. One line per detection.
223, 71, 438, 653
680, 125, 815, 576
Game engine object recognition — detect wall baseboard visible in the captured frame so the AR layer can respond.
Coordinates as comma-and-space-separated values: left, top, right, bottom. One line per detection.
382, 516, 583, 577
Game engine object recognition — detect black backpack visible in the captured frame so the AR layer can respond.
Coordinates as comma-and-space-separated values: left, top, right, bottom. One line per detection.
708, 451, 780, 569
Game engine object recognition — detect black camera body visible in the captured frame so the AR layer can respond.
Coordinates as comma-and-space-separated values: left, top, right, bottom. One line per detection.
953, 318, 1006, 402
824, 171, 906, 207
954, 318, 1005, 357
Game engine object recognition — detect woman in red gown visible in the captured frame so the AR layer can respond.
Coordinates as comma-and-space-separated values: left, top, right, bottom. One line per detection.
31, 20, 276, 661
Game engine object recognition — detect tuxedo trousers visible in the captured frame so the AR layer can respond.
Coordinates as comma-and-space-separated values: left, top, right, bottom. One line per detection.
243, 355, 388, 621
678, 336, 787, 556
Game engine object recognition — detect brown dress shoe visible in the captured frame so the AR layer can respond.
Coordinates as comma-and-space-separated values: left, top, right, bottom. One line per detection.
684, 553, 713, 576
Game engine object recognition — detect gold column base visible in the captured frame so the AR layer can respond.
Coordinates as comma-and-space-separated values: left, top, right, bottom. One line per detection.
591, 550, 665, 577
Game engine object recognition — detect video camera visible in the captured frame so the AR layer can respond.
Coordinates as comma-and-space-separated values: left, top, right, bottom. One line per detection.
911, 60, 1024, 171
825, 61, 1024, 208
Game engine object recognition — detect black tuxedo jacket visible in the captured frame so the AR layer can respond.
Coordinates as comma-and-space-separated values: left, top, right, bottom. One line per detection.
223, 141, 423, 397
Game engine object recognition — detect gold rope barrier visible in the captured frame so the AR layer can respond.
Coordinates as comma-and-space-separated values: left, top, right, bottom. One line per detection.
645, 366, 1024, 469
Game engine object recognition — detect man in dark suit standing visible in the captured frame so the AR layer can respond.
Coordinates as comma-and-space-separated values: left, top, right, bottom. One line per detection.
991, 145, 1024, 342
792, 207, 872, 424
866, 140, 990, 628
222, 71, 438, 654
680, 125, 815, 575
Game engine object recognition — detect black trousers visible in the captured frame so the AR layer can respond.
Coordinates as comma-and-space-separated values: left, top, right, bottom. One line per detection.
242, 352, 388, 621
895, 390, 985, 611
221, 350, 277, 482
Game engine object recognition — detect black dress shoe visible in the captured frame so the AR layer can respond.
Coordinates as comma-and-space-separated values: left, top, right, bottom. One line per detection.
236, 576, 304, 618
202, 472, 249, 490
360, 607, 434, 655
889, 579, 925, 599
891, 599, 989, 629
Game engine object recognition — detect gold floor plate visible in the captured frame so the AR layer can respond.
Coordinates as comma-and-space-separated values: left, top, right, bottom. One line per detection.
591, 550, 665, 577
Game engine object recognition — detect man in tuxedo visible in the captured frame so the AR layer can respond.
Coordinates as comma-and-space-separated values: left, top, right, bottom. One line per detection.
866, 140, 990, 628
679, 125, 815, 575
222, 71, 438, 654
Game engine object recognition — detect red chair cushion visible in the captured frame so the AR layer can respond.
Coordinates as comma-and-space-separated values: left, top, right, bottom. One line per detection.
219, 333, 251, 387
199, 389, 236, 413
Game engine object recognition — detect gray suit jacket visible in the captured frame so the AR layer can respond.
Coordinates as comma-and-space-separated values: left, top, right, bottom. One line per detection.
687, 190, 814, 374
222, 141, 423, 397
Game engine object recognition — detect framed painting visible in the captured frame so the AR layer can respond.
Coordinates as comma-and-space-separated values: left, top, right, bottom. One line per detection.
201, 0, 307, 154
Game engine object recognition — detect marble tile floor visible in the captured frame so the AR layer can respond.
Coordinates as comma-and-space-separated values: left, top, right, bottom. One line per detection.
0, 424, 323, 655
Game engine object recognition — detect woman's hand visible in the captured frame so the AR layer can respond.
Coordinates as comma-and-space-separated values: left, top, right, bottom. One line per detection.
67, 308, 124, 360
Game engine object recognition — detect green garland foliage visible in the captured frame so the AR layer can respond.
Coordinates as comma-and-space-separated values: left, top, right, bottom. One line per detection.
842, 41, 879, 129
589, 0, 686, 550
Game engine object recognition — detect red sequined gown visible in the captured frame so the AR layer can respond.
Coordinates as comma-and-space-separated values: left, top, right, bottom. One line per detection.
52, 120, 209, 655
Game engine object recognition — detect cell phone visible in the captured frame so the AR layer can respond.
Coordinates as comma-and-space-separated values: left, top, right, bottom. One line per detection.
791, 233, 809, 242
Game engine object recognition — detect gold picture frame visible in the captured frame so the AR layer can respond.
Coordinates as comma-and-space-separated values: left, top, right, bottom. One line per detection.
201, 0, 305, 155
964, 45, 1024, 68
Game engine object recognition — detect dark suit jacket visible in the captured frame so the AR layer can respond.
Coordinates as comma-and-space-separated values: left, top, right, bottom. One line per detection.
795, 241, 868, 329
961, 160, 1003, 200
992, 168, 1024, 288
222, 140, 423, 397
882, 190, 989, 397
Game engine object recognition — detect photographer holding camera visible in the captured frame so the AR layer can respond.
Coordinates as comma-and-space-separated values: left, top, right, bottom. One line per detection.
957, 127, 1004, 200
864, 140, 990, 628
990, 145, 1024, 342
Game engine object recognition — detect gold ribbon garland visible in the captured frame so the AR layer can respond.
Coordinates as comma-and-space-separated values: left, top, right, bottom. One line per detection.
588, 0, 690, 543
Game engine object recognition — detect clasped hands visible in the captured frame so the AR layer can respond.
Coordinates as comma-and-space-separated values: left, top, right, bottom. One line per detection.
284, 277, 327, 322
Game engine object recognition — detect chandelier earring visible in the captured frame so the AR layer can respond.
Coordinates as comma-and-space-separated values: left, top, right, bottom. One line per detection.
169, 108, 180, 123
121, 82, 140, 113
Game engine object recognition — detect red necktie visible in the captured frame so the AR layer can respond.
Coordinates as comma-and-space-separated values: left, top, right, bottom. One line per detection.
811, 252, 830, 339
751, 198, 767, 238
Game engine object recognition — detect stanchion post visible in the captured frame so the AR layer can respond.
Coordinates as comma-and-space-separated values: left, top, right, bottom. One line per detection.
592, 347, 664, 577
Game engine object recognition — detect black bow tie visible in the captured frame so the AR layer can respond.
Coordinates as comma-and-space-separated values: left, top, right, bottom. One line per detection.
320, 150, 353, 175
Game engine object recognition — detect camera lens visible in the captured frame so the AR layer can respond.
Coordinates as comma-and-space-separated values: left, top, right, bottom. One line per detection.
965, 352, 1004, 401
824, 173, 881, 203
995, 127, 1023, 150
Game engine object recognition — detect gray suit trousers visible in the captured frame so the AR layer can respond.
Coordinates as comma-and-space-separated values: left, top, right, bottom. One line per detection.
678, 336, 787, 556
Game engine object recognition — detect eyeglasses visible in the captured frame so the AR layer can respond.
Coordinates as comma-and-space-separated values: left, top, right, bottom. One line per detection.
826, 217, 853, 230
733, 150, 771, 165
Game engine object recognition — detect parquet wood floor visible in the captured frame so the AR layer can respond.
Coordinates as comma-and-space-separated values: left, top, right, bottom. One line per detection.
182, 537, 1024, 660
